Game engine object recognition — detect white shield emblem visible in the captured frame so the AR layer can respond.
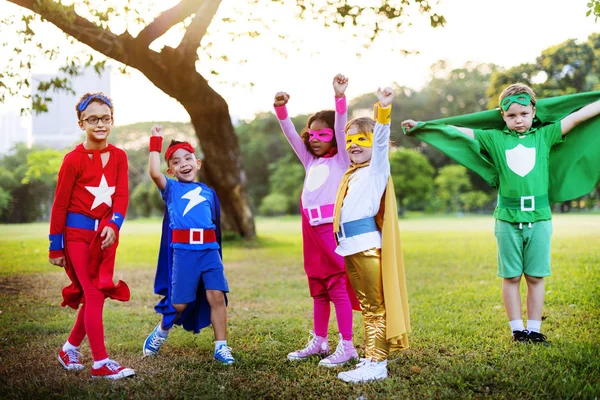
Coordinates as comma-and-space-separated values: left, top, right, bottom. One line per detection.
505, 144, 536, 177
306, 164, 329, 192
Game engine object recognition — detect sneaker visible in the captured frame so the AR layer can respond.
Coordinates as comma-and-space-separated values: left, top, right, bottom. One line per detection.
58, 348, 84, 371
91, 360, 135, 380
287, 331, 329, 361
338, 358, 388, 383
319, 334, 359, 368
527, 331, 549, 345
214, 344, 235, 365
143, 324, 167, 357
512, 330, 530, 343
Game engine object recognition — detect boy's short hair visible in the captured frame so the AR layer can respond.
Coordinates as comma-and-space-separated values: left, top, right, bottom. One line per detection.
345, 116, 375, 134
166, 140, 195, 164
499, 84, 537, 109
300, 110, 336, 155
75, 92, 114, 120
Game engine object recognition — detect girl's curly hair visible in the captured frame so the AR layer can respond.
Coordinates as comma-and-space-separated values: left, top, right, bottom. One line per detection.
299, 110, 336, 156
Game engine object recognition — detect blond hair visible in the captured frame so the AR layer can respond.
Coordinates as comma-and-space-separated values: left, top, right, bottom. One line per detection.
345, 116, 375, 134
499, 83, 537, 108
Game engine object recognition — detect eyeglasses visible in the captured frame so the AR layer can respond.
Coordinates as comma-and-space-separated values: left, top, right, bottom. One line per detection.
81, 115, 112, 125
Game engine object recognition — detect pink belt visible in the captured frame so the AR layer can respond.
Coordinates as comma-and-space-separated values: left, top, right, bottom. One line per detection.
303, 204, 335, 223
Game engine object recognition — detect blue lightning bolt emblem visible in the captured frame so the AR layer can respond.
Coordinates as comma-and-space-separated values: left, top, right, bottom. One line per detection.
181, 186, 207, 216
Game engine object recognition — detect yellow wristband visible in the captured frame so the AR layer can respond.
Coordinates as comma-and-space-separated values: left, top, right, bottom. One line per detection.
373, 102, 392, 125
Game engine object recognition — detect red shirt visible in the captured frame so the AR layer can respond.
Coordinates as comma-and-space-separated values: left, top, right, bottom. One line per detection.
49, 143, 129, 257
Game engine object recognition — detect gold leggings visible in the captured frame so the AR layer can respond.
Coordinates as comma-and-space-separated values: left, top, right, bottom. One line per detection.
345, 248, 388, 361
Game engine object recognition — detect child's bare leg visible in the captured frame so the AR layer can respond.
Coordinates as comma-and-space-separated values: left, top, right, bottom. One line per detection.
524, 275, 544, 320
143, 304, 189, 357
502, 276, 523, 321
171, 303, 188, 323
206, 290, 227, 341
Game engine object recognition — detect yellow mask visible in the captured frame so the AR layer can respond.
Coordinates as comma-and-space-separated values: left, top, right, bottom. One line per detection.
345, 132, 374, 150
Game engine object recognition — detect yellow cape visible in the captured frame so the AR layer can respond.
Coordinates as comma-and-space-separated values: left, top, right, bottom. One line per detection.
333, 172, 411, 350
333, 102, 410, 350
376, 178, 411, 350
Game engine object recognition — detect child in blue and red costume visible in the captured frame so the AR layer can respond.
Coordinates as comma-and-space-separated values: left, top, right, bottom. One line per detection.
274, 74, 360, 367
49, 92, 134, 380
142, 125, 234, 365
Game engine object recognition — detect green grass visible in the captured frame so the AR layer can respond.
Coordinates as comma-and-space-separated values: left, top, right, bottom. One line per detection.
1, 215, 599, 399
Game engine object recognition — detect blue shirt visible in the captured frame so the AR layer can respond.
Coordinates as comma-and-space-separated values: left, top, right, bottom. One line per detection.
160, 177, 220, 251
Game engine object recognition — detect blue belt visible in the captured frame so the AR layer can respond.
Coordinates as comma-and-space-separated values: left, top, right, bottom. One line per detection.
336, 217, 378, 241
66, 212, 100, 231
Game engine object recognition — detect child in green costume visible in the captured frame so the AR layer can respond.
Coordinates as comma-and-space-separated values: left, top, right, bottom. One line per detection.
402, 83, 600, 343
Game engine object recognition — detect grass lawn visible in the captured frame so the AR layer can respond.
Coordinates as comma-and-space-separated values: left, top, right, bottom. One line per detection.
0, 214, 599, 399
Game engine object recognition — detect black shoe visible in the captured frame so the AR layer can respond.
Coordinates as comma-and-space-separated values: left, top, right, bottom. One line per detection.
512, 330, 530, 342
527, 331, 549, 345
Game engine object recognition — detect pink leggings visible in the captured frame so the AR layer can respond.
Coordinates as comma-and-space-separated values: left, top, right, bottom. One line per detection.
66, 241, 108, 361
313, 275, 353, 341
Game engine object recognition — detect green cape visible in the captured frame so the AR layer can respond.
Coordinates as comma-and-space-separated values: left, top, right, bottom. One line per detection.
405, 91, 600, 202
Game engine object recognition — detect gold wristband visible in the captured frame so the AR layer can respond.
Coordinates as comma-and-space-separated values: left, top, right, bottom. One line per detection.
373, 103, 392, 124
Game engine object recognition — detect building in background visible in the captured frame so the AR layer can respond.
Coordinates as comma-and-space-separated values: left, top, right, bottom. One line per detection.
30, 67, 111, 150
0, 112, 29, 155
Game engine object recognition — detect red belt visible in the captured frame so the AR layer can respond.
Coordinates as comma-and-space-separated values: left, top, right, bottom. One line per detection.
172, 228, 217, 244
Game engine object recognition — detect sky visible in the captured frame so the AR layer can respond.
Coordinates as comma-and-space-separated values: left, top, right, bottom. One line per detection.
1, 0, 599, 125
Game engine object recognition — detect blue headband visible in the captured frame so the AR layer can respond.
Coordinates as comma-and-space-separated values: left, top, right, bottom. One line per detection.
77, 94, 112, 112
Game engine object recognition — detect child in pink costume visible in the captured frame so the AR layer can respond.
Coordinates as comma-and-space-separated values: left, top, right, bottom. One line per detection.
274, 74, 360, 367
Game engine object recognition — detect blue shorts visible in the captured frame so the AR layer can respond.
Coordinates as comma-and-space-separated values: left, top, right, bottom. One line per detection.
171, 248, 229, 305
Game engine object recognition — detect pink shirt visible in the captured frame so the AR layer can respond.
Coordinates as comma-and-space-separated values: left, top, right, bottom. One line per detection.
275, 97, 350, 226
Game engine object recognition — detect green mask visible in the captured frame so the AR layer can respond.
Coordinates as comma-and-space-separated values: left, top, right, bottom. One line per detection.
500, 93, 532, 111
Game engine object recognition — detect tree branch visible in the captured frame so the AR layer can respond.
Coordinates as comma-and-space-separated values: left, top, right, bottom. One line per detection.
135, 0, 201, 48
177, 0, 222, 58
8, 0, 148, 67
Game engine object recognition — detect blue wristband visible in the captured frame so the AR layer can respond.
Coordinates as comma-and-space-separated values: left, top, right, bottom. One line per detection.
110, 212, 124, 230
49, 233, 64, 251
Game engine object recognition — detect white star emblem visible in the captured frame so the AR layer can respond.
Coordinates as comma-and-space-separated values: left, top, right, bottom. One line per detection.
86, 174, 115, 210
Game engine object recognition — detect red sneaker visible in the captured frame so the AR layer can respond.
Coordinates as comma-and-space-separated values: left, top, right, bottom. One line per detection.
91, 360, 135, 380
58, 349, 84, 371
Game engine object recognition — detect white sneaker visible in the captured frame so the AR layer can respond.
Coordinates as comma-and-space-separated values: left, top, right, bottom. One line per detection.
338, 358, 388, 383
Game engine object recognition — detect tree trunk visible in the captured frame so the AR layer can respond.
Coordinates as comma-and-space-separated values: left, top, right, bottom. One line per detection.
163, 72, 254, 237
184, 100, 256, 238
6, 0, 256, 237
132, 49, 256, 238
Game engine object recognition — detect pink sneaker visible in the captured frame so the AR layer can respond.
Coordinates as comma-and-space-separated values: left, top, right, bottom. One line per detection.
58, 348, 84, 371
287, 331, 329, 360
319, 334, 359, 368
91, 360, 135, 380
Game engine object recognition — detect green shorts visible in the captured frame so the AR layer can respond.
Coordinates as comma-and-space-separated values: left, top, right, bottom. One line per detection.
494, 219, 553, 278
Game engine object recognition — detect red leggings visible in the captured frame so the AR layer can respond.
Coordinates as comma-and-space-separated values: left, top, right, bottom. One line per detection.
66, 241, 108, 361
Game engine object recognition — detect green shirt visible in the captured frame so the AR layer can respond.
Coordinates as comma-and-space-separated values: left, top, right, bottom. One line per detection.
474, 123, 564, 223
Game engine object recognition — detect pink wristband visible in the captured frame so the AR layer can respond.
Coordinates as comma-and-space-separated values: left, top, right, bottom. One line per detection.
274, 104, 288, 120
149, 136, 163, 153
335, 96, 347, 114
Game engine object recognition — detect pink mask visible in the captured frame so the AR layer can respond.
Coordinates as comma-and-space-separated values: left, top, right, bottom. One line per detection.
308, 128, 334, 142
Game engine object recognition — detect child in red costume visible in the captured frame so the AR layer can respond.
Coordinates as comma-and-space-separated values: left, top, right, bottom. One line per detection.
48, 92, 134, 380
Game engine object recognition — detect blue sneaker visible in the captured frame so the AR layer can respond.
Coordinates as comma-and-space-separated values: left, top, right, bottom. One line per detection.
143, 324, 167, 357
214, 344, 235, 365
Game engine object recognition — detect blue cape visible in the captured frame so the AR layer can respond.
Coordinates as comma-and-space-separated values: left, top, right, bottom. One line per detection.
153, 182, 224, 333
